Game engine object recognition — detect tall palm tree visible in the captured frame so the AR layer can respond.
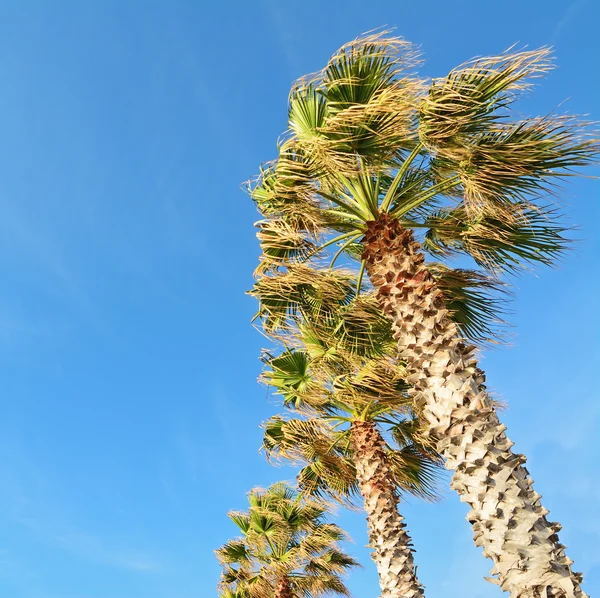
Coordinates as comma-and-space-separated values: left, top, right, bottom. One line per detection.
255, 269, 444, 597
216, 482, 357, 598
249, 33, 598, 597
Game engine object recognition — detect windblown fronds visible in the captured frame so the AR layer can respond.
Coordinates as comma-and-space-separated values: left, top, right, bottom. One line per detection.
257, 275, 443, 505
285, 32, 426, 176
254, 219, 318, 275
250, 265, 355, 333
216, 483, 357, 598
456, 115, 598, 217
263, 413, 440, 504
248, 34, 596, 282
419, 47, 554, 149
423, 202, 571, 273
428, 264, 509, 343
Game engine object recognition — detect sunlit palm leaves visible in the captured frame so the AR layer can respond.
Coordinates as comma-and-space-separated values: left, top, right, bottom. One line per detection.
423, 202, 571, 273
418, 47, 553, 149
216, 483, 357, 598
284, 33, 424, 175
249, 32, 596, 288
428, 264, 508, 343
257, 275, 443, 504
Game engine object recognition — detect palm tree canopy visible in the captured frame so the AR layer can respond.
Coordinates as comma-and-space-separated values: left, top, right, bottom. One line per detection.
252, 268, 443, 503
216, 483, 358, 598
250, 32, 597, 284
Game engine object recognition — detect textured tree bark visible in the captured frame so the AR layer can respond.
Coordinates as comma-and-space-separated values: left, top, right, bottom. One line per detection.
274, 575, 293, 598
362, 213, 586, 598
350, 419, 425, 598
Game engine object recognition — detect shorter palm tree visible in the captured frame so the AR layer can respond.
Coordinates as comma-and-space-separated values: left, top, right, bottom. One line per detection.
216, 482, 358, 598
253, 266, 454, 597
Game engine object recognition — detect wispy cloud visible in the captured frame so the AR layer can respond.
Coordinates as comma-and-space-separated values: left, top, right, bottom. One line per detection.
555, 0, 586, 40
54, 530, 161, 572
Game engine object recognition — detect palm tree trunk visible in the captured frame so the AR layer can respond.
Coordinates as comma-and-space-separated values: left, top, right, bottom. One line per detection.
362, 213, 586, 598
350, 419, 425, 598
274, 575, 292, 598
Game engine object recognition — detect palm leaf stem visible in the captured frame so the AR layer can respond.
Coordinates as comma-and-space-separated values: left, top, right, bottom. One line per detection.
329, 234, 363, 267
317, 190, 370, 221
355, 260, 367, 296
391, 175, 461, 218
303, 231, 361, 262
380, 143, 424, 213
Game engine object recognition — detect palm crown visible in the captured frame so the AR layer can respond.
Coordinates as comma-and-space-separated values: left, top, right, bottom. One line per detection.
255, 267, 442, 502
250, 32, 597, 290
216, 483, 357, 598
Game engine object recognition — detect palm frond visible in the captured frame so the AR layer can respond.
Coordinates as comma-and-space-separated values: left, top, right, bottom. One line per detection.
387, 445, 443, 502
248, 158, 324, 235
293, 292, 394, 359
287, 32, 424, 170
423, 202, 571, 273
262, 350, 320, 408
255, 219, 317, 274
458, 115, 599, 215
323, 32, 421, 109
216, 540, 252, 565
250, 265, 355, 332
289, 84, 329, 143
428, 264, 509, 343
419, 47, 554, 150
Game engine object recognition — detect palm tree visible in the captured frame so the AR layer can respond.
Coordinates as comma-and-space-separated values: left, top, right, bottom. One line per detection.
215, 482, 357, 598
249, 33, 598, 597
256, 270, 443, 597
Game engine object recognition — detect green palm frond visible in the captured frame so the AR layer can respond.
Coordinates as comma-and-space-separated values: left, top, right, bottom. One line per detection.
428, 264, 508, 343
419, 47, 553, 150
294, 292, 394, 359
296, 321, 341, 362
262, 351, 316, 408
306, 548, 359, 573
458, 115, 598, 215
323, 33, 420, 109
283, 33, 425, 172
329, 294, 394, 357
230, 512, 252, 534
387, 445, 443, 501
289, 84, 329, 143
327, 356, 410, 410
423, 202, 571, 273
216, 540, 252, 564
321, 34, 422, 161
387, 165, 443, 219
262, 416, 340, 461
292, 573, 353, 598
297, 460, 359, 504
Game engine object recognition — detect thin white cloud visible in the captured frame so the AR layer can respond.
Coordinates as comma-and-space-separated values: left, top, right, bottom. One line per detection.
555, 0, 586, 39
54, 530, 162, 572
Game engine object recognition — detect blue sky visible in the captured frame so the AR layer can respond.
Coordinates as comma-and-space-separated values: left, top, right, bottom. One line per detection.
0, 1, 598, 597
